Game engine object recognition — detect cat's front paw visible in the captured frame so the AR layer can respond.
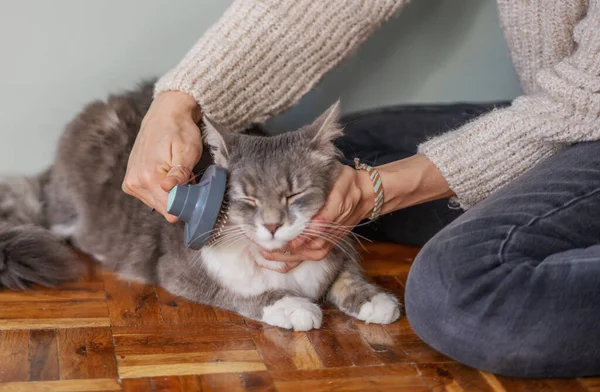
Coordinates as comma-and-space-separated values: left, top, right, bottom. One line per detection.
262, 296, 323, 331
357, 293, 401, 324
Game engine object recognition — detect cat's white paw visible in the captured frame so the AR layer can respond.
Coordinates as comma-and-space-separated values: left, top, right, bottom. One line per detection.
357, 293, 401, 324
262, 296, 323, 331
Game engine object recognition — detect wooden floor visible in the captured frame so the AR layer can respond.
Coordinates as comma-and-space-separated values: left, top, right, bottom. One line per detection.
0, 243, 598, 391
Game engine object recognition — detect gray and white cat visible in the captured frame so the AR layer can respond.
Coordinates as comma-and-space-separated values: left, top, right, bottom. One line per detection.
0, 81, 400, 331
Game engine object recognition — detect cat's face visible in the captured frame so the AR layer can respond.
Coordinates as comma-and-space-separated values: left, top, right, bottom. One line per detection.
203, 103, 343, 250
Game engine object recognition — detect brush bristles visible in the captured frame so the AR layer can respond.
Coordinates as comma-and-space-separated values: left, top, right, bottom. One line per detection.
205, 198, 230, 247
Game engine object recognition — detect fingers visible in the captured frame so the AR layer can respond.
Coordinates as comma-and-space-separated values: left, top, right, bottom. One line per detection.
161, 138, 202, 192
160, 165, 194, 192
123, 137, 201, 222
122, 174, 179, 223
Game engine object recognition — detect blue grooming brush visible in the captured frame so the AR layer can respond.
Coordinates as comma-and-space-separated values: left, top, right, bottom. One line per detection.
166, 165, 229, 249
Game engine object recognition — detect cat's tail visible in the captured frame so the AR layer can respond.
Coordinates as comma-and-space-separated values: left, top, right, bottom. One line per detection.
0, 171, 82, 289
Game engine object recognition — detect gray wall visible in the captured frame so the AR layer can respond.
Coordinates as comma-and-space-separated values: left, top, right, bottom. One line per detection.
0, 0, 522, 175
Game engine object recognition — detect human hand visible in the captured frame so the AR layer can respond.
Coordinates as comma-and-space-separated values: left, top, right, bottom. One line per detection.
260, 164, 375, 272
122, 91, 203, 222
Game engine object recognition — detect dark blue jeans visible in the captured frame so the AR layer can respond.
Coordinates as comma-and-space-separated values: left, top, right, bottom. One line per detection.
337, 103, 600, 378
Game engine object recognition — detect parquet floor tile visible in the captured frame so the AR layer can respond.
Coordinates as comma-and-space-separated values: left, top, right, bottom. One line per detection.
0, 242, 597, 391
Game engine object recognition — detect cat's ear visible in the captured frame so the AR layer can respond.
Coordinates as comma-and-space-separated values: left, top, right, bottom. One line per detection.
309, 100, 343, 157
202, 116, 231, 168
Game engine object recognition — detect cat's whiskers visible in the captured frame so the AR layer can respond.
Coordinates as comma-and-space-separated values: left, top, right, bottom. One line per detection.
192, 224, 251, 246
302, 228, 356, 249
210, 233, 246, 249
186, 224, 250, 267
309, 222, 373, 241
299, 229, 357, 260
206, 231, 243, 248
306, 222, 372, 250
207, 226, 252, 249
219, 234, 251, 252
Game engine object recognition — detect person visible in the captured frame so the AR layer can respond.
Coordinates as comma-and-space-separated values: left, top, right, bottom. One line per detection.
122, 0, 600, 378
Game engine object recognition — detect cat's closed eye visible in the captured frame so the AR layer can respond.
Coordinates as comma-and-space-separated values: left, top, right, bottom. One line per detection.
239, 196, 258, 207
286, 191, 307, 205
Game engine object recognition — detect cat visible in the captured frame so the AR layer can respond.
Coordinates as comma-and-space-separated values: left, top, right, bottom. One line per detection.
0, 80, 401, 331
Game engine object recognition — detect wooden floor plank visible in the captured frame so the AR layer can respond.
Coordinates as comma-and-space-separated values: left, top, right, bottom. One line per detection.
28, 329, 59, 382
57, 327, 117, 381
275, 376, 430, 392
121, 378, 151, 392
0, 318, 110, 330
213, 308, 245, 326
201, 373, 246, 392
389, 318, 452, 363
0, 279, 110, 331
251, 329, 322, 371
360, 244, 418, 276
0, 378, 121, 391
115, 339, 256, 357
273, 364, 427, 392
369, 275, 406, 301
155, 286, 245, 326
155, 287, 219, 325
0, 301, 108, 320
103, 273, 163, 327
149, 376, 184, 392
306, 324, 354, 368
238, 371, 277, 392
112, 324, 253, 347
119, 361, 267, 379
270, 363, 419, 381
0, 290, 106, 303
579, 378, 600, 392
114, 324, 263, 378
57, 328, 90, 380
419, 363, 499, 392
0, 330, 29, 382
325, 312, 382, 367
179, 375, 209, 391
355, 322, 407, 364
545, 379, 592, 392
84, 328, 118, 379
118, 350, 262, 368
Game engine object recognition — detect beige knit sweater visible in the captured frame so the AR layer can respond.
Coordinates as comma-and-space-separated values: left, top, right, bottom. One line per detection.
155, 0, 600, 210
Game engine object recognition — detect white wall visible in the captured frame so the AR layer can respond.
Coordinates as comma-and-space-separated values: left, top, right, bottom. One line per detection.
0, 0, 521, 175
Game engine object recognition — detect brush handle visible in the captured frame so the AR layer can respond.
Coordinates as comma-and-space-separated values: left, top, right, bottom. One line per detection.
166, 165, 228, 249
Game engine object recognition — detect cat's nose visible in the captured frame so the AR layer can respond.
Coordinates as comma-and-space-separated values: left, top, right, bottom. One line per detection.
264, 223, 282, 235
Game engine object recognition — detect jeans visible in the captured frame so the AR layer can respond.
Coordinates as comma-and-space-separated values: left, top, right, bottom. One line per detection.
336, 103, 600, 378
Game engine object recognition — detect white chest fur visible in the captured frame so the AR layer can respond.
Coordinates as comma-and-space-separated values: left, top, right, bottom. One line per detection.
200, 239, 335, 300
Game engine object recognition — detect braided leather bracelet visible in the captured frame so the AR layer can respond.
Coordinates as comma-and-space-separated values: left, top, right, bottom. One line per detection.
353, 158, 384, 220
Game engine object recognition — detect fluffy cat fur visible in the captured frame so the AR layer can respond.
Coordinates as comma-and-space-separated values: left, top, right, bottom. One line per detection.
0, 81, 400, 330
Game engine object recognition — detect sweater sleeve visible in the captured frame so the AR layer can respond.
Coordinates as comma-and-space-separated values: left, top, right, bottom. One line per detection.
154, 0, 407, 131
418, 0, 600, 210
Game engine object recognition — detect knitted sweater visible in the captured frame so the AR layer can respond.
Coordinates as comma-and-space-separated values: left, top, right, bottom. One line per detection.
155, 0, 600, 210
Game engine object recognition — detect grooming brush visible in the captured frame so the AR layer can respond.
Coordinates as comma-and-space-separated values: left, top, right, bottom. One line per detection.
166, 165, 230, 249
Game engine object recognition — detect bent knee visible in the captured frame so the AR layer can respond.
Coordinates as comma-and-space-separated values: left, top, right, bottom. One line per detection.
405, 245, 568, 377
